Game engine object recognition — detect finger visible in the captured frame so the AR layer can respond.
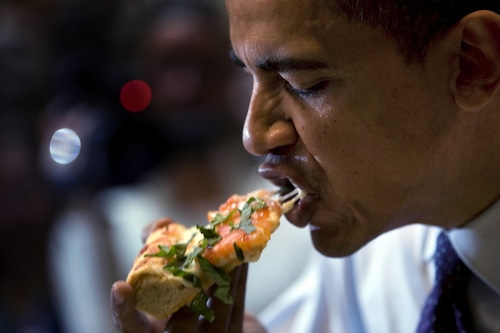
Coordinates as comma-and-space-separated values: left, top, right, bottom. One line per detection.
164, 307, 199, 332
227, 263, 248, 331
147, 315, 169, 333
198, 263, 248, 332
243, 313, 268, 333
141, 218, 173, 243
110, 281, 153, 333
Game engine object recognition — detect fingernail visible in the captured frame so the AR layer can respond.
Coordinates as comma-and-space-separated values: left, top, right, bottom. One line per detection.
112, 286, 125, 306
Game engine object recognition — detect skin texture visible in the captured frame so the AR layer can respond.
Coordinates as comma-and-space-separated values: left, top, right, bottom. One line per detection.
112, 0, 500, 331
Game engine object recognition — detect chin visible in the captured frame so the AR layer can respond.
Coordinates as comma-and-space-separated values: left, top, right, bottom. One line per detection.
309, 226, 367, 258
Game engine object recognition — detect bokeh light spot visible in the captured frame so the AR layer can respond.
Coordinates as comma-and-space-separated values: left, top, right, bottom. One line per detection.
120, 79, 152, 112
49, 128, 81, 165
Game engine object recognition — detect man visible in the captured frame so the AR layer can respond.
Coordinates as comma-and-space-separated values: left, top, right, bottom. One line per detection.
111, 0, 500, 332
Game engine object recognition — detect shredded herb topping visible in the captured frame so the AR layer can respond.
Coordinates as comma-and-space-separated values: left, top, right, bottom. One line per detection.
233, 242, 245, 261
145, 196, 267, 321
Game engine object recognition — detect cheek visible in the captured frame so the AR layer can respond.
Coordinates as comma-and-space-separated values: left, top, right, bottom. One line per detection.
295, 101, 338, 157
299, 109, 361, 180
299, 106, 390, 219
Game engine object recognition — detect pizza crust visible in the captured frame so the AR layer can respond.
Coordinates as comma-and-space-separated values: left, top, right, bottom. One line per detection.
127, 261, 201, 318
126, 220, 207, 318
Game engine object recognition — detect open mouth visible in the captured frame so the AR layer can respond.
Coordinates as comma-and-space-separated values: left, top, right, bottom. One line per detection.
277, 186, 308, 213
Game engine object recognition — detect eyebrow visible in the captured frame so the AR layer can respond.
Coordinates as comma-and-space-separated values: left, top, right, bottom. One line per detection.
229, 49, 328, 72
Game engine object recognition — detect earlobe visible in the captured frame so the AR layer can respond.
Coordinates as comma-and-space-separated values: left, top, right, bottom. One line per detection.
452, 11, 500, 112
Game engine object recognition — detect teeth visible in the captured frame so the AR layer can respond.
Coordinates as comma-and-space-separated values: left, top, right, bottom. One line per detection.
278, 188, 307, 213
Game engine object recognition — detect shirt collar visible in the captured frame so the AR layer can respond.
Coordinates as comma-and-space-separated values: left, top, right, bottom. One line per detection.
422, 226, 441, 263
448, 198, 500, 294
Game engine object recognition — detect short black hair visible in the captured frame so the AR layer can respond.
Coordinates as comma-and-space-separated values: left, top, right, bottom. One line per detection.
327, 0, 500, 62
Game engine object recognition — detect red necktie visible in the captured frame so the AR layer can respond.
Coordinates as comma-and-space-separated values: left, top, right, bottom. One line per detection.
416, 232, 474, 332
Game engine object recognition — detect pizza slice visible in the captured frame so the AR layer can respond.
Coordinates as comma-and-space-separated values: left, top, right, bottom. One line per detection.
126, 188, 304, 321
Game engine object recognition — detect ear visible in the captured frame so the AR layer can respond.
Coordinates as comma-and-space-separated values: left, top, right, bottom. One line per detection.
451, 11, 500, 112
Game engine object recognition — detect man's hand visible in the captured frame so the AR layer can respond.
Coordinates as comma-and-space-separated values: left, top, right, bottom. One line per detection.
111, 280, 167, 333
110, 263, 268, 333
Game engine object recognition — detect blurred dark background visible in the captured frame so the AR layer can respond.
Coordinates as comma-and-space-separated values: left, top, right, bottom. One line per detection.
0, 0, 256, 332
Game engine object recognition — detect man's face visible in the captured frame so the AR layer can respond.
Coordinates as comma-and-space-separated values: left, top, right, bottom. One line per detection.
226, 0, 460, 256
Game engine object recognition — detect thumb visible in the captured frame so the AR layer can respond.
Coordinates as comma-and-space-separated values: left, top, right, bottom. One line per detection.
244, 313, 268, 333
110, 281, 155, 333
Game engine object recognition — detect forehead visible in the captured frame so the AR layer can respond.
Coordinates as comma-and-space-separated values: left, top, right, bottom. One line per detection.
225, 0, 405, 78
226, 0, 332, 33
225, 0, 338, 57
226, 0, 326, 20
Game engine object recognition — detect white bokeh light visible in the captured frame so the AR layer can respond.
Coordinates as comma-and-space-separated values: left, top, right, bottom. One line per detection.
49, 128, 82, 165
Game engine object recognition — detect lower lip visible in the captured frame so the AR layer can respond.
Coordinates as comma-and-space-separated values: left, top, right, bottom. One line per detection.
284, 194, 317, 228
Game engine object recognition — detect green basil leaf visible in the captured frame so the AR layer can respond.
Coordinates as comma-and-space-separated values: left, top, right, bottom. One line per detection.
210, 209, 237, 227
196, 256, 233, 304
238, 217, 256, 234
189, 291, 214, 322
214, 283, 232, 304
167, 267, 202, 288
233, 242, 245, 261
197, 225, 222, 246
237, 197, 267, 234
183, 246, 204, 268
144, 244, 177, 258
146, 232, 197, 266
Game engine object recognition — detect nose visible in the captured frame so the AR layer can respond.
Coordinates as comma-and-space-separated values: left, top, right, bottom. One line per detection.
242, 81, 298, 155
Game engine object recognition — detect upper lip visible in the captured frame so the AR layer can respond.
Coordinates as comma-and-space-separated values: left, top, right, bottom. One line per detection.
258, 154, 311, 194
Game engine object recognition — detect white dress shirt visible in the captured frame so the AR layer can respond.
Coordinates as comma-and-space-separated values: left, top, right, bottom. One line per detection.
259, 199, 500, 333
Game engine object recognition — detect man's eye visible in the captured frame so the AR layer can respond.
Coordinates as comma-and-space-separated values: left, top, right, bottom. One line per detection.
286, 81, 328, 98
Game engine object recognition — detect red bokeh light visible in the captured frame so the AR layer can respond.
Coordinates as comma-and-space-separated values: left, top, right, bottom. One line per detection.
120, 79, 152, 112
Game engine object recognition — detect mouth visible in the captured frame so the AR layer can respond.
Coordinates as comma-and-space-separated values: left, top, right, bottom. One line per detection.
277, 187, 308, 213
259, 161, 317, 227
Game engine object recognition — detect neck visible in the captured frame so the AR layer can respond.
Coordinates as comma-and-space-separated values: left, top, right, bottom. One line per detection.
435, 105, 500, 228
